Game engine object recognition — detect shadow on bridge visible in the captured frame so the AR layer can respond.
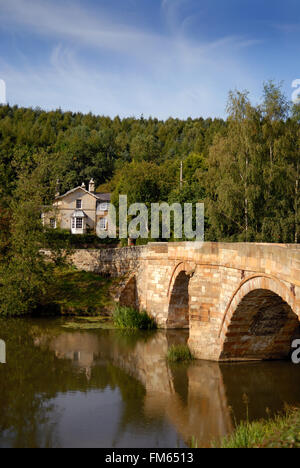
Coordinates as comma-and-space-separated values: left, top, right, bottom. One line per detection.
219, 279, 300, 361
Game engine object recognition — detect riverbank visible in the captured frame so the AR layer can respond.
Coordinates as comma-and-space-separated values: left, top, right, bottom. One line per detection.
41, 267, 120, 316
219, 407, 300, 448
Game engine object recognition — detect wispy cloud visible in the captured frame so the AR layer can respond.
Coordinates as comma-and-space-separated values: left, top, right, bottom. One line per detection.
273, 22, 300, 33
0, 0, 263, 118
0, 0, 169, 59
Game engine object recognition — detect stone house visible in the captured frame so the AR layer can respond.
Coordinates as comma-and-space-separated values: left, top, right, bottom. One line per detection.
44, 179, 111, 235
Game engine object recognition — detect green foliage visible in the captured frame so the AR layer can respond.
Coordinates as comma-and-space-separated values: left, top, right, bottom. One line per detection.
45, 229, 117, 250
220, 420, 271, 448
0, 104, 224, 199
206, 83, 300, 243
0, 79, 299, 261
112, 160, 171, 207
43, 268, 117, 316
219, 408, 300, 448
0, 157, 57, 316
166, 344, 194, 363
113, 305, 157, 330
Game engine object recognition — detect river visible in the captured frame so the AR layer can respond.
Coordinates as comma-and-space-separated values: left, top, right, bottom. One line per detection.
0, 318, 300, 448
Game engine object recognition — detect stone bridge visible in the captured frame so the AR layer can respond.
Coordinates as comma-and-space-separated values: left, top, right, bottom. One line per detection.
71, 242, 300, 362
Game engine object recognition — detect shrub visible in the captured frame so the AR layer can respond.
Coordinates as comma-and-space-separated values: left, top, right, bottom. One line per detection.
44, 229, 117, 249
166, 344, 194, 363
113, 305, 156, 330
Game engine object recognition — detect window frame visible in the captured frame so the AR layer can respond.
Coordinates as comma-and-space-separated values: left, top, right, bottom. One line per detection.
76, 218, 83, 229
76, 199, 82, 209
99, 202, 108, 211
50, 218, 56, 229
99, 217, 107, 231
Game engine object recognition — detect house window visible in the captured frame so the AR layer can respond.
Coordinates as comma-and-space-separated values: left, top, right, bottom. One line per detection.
72, 218, 75, 229
50, 218, 56, 229
76, 199, 82, 209
76, 218, 83, 229
99, 202, 108, 211
99, 217, 107, 230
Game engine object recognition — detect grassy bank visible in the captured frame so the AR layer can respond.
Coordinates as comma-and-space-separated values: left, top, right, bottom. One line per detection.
219, 407, 300, 448
41, 267, 119, 316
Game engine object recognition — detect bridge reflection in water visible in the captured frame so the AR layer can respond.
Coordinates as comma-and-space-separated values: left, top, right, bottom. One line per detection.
40, 325, 300, 448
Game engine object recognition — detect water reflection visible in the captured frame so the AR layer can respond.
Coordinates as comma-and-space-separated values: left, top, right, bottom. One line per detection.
0, 319, 300, 448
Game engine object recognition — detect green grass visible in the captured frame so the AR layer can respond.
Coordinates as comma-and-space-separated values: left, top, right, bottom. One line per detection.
41, 267, 119, 316
112, 305, 157, 330
219, 407, 300, 448
166, 344, 194, 363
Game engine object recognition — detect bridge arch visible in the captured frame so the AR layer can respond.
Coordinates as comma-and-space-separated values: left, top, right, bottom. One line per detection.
119, 274, 138, 308
219, 275, 299, 361
167, 263, 195, 329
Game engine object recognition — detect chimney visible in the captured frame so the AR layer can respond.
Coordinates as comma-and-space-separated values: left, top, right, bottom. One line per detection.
89, 178, 95, 193
55, 179, 60, 198
81, 182, 86, 189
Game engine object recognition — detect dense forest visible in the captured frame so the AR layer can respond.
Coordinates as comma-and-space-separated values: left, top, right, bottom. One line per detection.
0, 81, 299, 244
0, 80, 299, 315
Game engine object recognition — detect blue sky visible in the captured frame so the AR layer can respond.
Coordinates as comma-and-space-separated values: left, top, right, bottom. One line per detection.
0, 0, 299, 119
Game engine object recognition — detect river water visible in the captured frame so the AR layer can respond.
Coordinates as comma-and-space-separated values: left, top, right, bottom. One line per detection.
0, 318, 300, 448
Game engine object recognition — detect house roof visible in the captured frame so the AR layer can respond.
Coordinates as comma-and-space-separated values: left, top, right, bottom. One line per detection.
95, 193, 111, 202
55, 186, 111, 202
71, 210, 87, 218
55, 186, 97, 200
